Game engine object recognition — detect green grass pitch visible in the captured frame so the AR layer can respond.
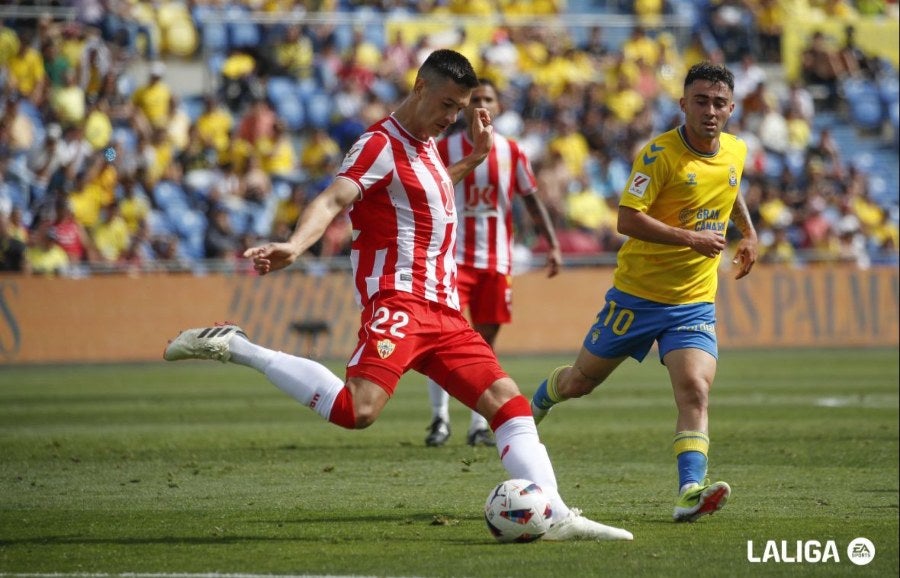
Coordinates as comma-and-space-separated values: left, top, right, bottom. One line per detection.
1, 348, 897, 577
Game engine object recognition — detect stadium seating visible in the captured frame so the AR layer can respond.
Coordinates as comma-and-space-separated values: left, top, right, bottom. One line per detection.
170, 209, 207, 260
146, 209, 175, 237
305, 90, 334, 130
842, 78, 885, 132
275, 94, 306, 131
153, 180, 190, 214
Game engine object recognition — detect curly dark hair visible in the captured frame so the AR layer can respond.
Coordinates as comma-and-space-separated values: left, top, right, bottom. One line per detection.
684, 62, 735, 93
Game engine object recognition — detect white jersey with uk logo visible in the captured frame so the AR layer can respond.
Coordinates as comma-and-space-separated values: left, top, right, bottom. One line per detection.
438, 131, 537, 274
337, 115, 460, 311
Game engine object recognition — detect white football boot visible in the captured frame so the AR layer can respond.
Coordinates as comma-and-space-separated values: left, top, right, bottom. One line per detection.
543, 508, 634, 541
163, 324, 247, 363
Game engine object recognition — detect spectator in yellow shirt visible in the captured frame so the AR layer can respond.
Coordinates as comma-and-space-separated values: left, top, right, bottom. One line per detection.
0, 24, 19, 66
118, 173, 151, 235
50, 68, 86, 128
132, 61, 172, 130
621, 25, 659, 68
7, 31, 46, 103
548, 113, 590, 177
196, 94, 233, 153
274, 24, 314, 78
300, 128, 341, 179
258, 121, 296, 178
84, 98, 113, 150
26, 221, 70, 276
92, 202, 131, 262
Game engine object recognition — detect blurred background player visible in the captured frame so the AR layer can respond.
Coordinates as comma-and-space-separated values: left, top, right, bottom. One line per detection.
531, 62, 758, 523
424, 79, 562, 447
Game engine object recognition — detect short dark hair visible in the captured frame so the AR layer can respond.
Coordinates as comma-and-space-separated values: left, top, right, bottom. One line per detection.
684, 62, 734, 93
477, 78, 499, 92
419, 49, 479, 89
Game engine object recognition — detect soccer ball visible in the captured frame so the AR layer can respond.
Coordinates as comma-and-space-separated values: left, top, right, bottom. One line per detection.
484, 479, 552, 543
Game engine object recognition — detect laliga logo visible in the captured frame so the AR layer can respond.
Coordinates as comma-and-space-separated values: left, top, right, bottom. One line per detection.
746, 537, 875, 565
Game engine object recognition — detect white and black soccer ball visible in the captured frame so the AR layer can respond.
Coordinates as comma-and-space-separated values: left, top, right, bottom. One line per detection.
484, 479, 552, 543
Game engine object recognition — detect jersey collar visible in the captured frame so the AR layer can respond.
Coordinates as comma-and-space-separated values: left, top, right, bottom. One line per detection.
678, 125, 719, 157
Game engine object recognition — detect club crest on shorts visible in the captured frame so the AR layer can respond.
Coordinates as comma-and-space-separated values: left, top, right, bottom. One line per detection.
376, 339, 396, 359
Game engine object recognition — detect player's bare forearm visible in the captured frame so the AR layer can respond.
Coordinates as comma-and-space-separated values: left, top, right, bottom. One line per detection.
447, 153, 486, 185
523, 193, 561, 277
618, 207, 725, 258
730, 193, 758, 279
245, 177, 359, 275
729, 193, 757, 243
448, 107, 493, 184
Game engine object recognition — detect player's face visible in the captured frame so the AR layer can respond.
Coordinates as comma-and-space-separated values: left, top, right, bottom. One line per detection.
417, 77, 472, 138
465, 84, 501, 124
680, 80, 734, 148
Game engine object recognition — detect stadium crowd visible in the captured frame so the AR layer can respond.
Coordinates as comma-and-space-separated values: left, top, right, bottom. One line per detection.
1, 0, 898, 276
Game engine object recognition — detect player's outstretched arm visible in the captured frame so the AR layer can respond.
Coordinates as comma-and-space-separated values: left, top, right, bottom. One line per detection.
729, 192, 758, 279
244, 177, 360, 275
446, 107, 493, 185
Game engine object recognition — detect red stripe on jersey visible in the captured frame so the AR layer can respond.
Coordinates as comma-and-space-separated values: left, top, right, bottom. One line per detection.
438, 132, 536, 274
341, 116, 460, 310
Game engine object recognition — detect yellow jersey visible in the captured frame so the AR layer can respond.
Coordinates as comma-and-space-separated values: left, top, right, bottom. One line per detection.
615, 126, 747, 304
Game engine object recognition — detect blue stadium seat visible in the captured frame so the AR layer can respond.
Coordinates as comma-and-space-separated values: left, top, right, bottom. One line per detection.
843, 78, 884, 131
267, 76, 297, 102
181, 94, 206, 123
890, 100, 899, 150
275, 94, 306, 131
200, 21, 229, 54
763, 151, 784, 181
1, 179, 27, 211
113, 126, 137, 155
207, 53, 226, 77
305, 91, 334, 129
172, 209, 207, 260
17, 99, 45, 147
296, 77, 319, 100
878, 76, 899, 106
370, 78, 398, 105
226, 5, 259, 49
146, 209, 174, 236
154, 180, 189, 213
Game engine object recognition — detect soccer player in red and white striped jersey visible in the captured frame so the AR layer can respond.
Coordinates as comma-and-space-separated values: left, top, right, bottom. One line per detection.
165, 50, 631, 541
425, 80, 562, 447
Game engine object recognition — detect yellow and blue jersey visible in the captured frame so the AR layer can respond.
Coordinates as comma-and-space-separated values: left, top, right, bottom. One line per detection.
615, 126, 747, 305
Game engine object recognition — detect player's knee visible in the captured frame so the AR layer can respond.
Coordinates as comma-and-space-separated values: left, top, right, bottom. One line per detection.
352, 405, 380, 429
676, 379, 710, 410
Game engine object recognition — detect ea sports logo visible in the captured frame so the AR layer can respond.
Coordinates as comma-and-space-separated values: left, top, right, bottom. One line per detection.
847, 537, 875, 566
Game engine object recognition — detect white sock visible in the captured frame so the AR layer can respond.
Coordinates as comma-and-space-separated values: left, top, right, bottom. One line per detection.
494, 416, 570, 521
468, 410, 489, 433
230, 335, 344, 422
427, 378, 451, 422
228, 334, 276, 371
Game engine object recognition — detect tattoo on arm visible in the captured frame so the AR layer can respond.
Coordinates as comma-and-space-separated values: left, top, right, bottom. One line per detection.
731, 194, 757, 239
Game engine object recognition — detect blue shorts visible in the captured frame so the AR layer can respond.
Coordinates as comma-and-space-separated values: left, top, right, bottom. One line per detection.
582, 287, 718, 363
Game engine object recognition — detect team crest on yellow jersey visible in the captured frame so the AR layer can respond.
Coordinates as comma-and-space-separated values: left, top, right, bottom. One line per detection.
376, 339, 396, 359
729, 166, 738, 187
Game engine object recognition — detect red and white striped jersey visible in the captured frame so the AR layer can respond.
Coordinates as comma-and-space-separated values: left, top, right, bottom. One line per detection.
337, 115, 460, 310
438, 131, 537, 274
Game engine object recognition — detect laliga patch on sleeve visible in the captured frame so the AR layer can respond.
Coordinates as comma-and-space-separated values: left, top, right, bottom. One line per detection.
627, 172, 651, 198
340, 142, 363, 171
